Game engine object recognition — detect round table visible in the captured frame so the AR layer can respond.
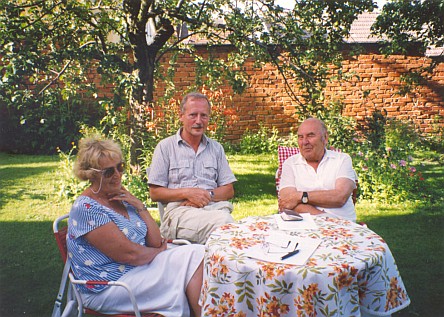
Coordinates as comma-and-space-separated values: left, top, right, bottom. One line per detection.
200, 215, 410, 316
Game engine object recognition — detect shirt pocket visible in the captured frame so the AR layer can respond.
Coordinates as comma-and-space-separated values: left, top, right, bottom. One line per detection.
202, 159, 218, 181
169, 160, 191, 184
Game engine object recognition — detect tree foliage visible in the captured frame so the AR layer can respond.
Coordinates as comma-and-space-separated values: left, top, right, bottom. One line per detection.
372, 0, 444, 55
1, 0, 383, 157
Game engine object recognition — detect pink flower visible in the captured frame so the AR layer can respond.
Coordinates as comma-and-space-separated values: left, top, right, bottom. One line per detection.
390, 163, 397, 169
409, 167, 416, 173
399, 160, 407, 167
386, 147, 392, 152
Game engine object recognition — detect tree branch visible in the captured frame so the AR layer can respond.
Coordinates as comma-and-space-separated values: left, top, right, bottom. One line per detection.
38, 41, 96, 95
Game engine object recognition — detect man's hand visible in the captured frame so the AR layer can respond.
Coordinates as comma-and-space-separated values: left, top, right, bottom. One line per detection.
278, 187, 300, 211
180, 188, 211, 208
279, 188, 325, 216
294, 204, 325, 215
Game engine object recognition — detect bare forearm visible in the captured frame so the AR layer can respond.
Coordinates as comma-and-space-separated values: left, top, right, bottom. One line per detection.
299, 190, 351, 208
85, 225, 167, 266
118, 243, 167, 266
294, 204, 325, 215
149, 186, 193, 203
137, 208, 163, 247
149, 184, 234, 206
212, 183, 234, 201
279, 179, 355, 209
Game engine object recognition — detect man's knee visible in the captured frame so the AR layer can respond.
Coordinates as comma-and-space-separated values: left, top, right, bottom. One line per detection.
218, 212, 235, 224
184, 211, 234, 244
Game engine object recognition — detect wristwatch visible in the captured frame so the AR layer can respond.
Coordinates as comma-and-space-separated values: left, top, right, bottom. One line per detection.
209, 190, 215, 201
301, 192, 309, 204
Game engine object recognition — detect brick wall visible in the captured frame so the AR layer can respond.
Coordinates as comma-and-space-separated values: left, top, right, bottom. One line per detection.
152, 45, 443, 142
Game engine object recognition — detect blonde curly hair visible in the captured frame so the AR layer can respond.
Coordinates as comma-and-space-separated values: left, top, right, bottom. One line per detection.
73, 136, 123, 181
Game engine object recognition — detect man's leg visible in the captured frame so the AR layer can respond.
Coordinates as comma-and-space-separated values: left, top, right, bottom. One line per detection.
161, 203, 234, 244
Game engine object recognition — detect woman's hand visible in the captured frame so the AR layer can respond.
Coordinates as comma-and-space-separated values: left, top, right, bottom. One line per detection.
109, 186, 163, 248
158, 238, 168, 251
108, 186, 145, 211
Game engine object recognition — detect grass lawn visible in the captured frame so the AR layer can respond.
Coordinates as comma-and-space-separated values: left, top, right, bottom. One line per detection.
0, 152, 443, 316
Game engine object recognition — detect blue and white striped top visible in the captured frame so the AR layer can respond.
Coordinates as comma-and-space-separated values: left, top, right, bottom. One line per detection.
67, 196, 147, 293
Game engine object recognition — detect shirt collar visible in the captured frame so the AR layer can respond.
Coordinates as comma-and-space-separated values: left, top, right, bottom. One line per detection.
176, 128, 209, 146
295, 148, 333, 164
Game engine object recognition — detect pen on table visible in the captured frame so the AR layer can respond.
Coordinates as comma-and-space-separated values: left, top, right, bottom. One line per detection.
281, 243, 299, 260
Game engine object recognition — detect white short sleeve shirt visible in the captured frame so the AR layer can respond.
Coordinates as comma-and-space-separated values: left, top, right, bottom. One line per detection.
279, 150, 357, 221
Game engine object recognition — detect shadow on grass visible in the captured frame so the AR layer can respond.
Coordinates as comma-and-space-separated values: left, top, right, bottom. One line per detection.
0, 165, 58, 209
0, 221, 62, 317
233, 172, 277, 201
362, 205, 444, 317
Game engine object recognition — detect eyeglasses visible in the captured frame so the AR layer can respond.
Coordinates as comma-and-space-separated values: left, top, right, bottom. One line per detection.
90, 162, 125, 178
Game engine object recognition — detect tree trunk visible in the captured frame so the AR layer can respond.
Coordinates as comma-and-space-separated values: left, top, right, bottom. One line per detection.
124, 0, 175, 165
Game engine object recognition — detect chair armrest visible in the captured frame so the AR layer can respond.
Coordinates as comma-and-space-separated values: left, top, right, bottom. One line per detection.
169, 239, 191, 245
70, 278, 142, 317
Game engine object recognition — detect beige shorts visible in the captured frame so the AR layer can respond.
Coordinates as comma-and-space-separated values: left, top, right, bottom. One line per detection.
160, 201, 234, 244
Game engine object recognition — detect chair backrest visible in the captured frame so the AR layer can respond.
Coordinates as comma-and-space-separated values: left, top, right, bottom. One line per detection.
276, 146, 300, 195
146, 167, 166, 222
53, 214, 70, 263
276, 145, 358, 204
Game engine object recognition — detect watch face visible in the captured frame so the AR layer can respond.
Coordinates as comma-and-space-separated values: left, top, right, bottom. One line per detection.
302, 192, 308, 204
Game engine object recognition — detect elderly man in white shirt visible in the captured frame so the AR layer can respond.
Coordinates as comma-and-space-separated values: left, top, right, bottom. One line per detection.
278, 118, 357, 222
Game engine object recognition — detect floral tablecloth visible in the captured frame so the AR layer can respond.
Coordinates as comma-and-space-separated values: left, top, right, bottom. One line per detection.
200, 216, 410, 317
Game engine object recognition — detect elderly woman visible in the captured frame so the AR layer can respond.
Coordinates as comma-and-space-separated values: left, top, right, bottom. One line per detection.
67, 136, 204, 317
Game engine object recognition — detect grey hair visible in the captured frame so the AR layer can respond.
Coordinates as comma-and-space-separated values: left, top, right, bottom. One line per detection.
179, 92, 211, 113
304, 117, 328, 134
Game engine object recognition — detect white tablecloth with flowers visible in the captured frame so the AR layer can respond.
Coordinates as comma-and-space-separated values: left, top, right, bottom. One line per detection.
200, 215, 410, 317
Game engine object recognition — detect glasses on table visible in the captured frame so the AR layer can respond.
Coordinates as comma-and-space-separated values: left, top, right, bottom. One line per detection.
253, 234, 292, 254
90, 162, 125, 178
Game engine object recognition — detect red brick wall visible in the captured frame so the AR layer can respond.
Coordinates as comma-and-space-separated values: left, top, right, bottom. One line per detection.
152, 45, 443, 142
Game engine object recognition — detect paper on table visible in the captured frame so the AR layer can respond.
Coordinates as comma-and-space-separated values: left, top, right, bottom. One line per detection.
245, 232, 322, 265
274, 213, 318, 230
265, 231, 298, 253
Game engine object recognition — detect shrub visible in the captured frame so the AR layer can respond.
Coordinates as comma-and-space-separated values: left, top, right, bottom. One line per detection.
422, 115, 444, 154
56, 140, 150, 205
0, 88, 103, 155
239, 125, 280, 154
56, 143, 88, 201
350, 138, 424, 202
234, 109, 425, 203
